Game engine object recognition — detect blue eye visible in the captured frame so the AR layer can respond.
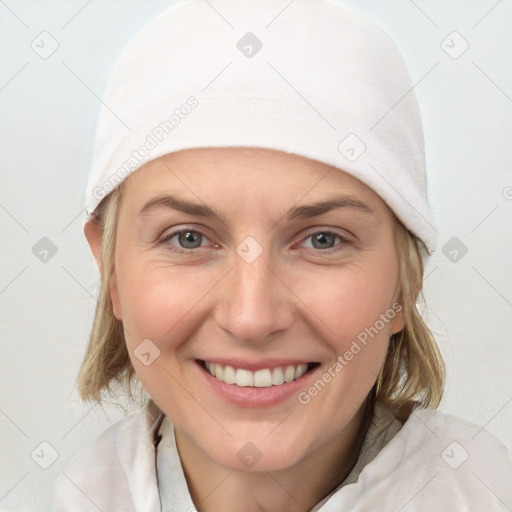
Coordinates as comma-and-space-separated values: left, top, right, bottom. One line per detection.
160, 229, 209, 251
159, 228, 350, 254
301, 231, 350, 252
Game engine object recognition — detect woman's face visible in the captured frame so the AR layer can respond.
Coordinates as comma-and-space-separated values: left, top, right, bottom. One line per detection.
108, 147, 403, 471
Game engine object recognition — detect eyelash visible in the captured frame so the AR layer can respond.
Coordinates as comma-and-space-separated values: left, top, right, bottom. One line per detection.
158, 226, 352, 255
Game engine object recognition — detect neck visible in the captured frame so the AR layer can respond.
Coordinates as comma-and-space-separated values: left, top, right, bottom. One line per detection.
174, 399, 373, 512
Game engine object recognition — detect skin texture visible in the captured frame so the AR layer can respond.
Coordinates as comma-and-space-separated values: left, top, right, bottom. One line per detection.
84, 147, 404, 512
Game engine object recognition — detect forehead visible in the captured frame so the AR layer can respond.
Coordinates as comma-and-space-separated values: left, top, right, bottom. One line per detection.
121, 147, 390, 216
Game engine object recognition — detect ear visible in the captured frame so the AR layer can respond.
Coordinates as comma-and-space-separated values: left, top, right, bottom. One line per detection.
83, 217, 123, 321
84, 217, 103, 274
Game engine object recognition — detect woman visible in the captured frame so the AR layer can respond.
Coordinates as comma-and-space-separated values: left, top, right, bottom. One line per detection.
51, 1, 512, 510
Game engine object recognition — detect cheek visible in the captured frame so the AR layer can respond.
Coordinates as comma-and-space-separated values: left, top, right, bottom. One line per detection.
114, 261, 215, 408
291, 262, 398, 415
295, 259, 398, 377
304, 262, 397, 335
115, 257, 221, 361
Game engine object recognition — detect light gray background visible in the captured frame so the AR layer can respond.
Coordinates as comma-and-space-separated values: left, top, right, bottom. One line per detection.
1, 0, 511, 510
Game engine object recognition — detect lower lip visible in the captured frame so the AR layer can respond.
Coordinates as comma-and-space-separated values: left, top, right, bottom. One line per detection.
195, 361, 319, 408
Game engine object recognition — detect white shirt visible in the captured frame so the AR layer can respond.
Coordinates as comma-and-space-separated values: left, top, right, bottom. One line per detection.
51, 400, 512, 511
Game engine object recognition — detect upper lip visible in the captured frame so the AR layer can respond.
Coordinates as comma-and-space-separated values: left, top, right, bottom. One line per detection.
197, 358, 318, 372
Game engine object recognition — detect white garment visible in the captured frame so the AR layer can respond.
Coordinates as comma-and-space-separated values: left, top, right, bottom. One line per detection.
51, 400, 512, 511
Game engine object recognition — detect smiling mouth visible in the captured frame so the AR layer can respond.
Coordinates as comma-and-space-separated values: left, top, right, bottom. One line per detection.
198, 360, 320, 388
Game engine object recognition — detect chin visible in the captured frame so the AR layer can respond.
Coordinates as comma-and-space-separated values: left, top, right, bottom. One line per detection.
201, 432, 313, 473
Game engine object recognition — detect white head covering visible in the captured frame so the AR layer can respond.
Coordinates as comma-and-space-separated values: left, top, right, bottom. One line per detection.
85, 0, 437, 256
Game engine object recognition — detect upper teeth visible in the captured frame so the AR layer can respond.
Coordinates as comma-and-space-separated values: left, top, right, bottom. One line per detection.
204, 362, 308, 387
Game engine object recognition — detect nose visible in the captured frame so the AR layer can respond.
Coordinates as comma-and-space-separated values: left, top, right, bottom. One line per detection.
213, 248, 295, 345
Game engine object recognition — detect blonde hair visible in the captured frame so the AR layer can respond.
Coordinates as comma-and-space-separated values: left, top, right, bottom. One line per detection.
78, 185, 445, 411
375, 221, 445, 412
78, 183, 137, 403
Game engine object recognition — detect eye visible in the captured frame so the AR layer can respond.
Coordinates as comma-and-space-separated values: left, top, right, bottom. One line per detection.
160, 228, 210, 251
301, 231, 350, 252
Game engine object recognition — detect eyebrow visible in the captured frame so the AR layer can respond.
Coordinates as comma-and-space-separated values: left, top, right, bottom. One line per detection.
139, 193, 374, 222
286, 196, 374, 220
139, 194, 226, 220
